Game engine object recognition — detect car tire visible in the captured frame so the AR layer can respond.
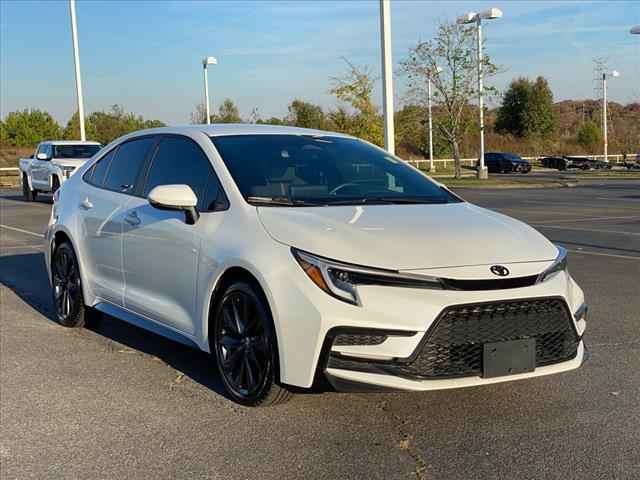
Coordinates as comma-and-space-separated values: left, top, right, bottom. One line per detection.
51, 176, 60, 195
212, 281, 292, 407
22, 174, 37, 202
51, 241, 101, 328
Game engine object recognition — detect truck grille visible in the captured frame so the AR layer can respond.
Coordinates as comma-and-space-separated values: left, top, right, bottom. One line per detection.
327, 298, 580, 380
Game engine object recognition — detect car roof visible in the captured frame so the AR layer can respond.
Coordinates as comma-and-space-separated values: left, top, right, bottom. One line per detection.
120, 123, 354, 139
43, 140, 102, 146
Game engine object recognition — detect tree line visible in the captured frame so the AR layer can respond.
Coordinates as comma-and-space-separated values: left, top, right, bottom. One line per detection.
2, 20, 638, 177
0, 105, 165, 148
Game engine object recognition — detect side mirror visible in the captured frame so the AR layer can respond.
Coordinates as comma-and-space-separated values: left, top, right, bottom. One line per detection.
148, 184, 200, 225
36, 152, 50, 161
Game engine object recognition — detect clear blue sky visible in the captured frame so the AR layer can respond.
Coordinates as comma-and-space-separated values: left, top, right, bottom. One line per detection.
1, 0, 638, 125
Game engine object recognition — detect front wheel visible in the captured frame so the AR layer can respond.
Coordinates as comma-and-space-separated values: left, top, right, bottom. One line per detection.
22, 174, 37, 202
212, 281, 292, 406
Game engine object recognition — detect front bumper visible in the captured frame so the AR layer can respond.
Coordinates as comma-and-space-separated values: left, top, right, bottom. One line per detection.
263, 241, 587, 389
321, 297, 586, 392
325, 341, 587, 392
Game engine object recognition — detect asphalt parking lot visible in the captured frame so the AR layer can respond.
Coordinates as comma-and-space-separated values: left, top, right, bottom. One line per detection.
1, 180, 639, 480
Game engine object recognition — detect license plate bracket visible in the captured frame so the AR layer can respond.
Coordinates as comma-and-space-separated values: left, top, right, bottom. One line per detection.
482, 338, 536, 378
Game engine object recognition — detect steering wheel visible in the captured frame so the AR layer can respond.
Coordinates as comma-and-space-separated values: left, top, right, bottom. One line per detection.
329, 183, 362, 196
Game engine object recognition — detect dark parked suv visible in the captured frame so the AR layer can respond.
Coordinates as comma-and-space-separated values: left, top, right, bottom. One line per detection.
482, 152, 531, 173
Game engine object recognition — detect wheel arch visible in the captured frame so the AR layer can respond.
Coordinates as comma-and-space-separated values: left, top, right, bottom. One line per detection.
50, 227, 94, 307
203, 264, 285, 381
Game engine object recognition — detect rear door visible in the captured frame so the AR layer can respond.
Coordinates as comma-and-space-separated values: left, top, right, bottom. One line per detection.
77, 137, 157, 305
122, 134, 225, 334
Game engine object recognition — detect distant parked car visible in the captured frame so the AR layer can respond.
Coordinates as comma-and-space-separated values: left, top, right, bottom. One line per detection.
540, 156, 569, 170
564, 156, 611, 171
623, 160, 640, 170
481, 152, 531, 174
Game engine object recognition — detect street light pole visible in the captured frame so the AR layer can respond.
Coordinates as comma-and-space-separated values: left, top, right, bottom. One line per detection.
380, 0, 395, 154
457, 8, 502, 180
427, 66, 442, 173
69, 0, 85, 141
602, 70, 620, 163
475, 17, 486, 179
202, 56, 217, 124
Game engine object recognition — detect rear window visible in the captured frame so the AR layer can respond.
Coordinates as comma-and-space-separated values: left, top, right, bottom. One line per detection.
53, 145, 102, 159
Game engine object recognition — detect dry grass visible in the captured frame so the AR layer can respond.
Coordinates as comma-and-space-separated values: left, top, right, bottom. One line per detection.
0, 147, 32, 169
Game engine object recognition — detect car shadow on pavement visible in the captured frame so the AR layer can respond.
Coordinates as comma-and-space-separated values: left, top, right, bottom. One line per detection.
1, 194, 53, 204
0, 252, 227, 398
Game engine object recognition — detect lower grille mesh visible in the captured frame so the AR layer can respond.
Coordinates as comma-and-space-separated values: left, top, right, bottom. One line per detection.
327, 298, 580, 380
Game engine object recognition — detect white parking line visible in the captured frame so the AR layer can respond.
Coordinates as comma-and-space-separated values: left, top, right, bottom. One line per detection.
0, 224, 44, 238
533, 225, 640, 236
566, 249, 640, 261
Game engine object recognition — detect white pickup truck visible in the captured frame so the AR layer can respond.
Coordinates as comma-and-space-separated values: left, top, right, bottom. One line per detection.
19, 140, 102, 201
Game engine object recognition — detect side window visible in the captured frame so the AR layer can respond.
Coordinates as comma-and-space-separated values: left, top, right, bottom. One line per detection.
46, 144, 54, 158
104, 137, 155, 194
85, 149, 116, 187
143, 136, 220, 211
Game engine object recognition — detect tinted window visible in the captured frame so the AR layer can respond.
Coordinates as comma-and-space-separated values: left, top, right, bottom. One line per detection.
211, 135, 460, 206
144, 136, 217, 211
87, 148, 116, 186
53, 144, 102, 159
104, 137, 155, 194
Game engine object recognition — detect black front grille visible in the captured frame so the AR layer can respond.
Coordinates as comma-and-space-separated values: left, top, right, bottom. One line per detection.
327, 298, 580, 380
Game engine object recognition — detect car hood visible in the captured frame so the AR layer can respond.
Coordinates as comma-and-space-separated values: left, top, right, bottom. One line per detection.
257, 202, 558, 270
52, 158, 90, 168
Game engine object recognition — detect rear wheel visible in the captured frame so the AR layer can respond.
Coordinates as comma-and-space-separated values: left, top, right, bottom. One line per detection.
212, 281, 292, 406
51, 242, 101, 328
22, 174, 37, 202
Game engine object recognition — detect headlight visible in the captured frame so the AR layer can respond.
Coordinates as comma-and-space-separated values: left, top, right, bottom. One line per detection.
62, 166, 76, 178
291, 248, 443, 306
537, 245, 568, 283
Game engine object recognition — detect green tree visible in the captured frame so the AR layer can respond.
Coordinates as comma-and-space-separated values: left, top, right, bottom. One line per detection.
257, 117, 286, 126
62, 111, 98, 141
496, 76, 556, 138
87, 105, 165, 144
401, 22, 498, 178
576, 121, 602, 150
287, 99, 326, 129
213, 99, 242, 123
395, 104, 428, 157
1, 109, 61, 147
330, 59, 383, 146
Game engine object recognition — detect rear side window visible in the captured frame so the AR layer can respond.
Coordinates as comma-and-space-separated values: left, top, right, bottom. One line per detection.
86, 149, 116, 186
143, 136, 219, 211
104, 137, 155, 194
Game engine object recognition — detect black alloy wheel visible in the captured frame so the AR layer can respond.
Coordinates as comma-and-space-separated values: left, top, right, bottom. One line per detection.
51, 242, 93, 327
213, 282, 291, 406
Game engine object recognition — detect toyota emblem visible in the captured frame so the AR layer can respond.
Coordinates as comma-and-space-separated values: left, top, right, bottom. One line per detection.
490, 265, 510, 277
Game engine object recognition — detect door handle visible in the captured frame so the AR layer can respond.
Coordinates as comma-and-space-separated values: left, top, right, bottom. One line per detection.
80, 198, 93, 210
124, 211, 141, 226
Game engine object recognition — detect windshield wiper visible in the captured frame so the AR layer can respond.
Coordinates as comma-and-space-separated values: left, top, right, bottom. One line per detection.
323, 196, 447, 205
246, 196, 320, 207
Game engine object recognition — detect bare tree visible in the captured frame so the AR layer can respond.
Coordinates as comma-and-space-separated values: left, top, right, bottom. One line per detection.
401, 22, 498, 178
190, 103, 207, 124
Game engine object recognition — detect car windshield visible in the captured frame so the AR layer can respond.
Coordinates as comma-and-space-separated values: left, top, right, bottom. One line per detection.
53, 144, 102, 159
504, 153, 523, 161
210, 135, 461, 206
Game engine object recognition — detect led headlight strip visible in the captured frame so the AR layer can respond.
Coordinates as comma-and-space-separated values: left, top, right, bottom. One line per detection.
292, 248, 443, 306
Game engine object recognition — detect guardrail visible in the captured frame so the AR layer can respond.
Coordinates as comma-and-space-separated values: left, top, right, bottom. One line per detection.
0, 167, 20, 186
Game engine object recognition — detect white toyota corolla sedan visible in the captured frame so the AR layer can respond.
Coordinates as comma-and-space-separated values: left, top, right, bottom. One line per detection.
45, 125, 587, 406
